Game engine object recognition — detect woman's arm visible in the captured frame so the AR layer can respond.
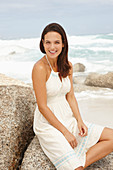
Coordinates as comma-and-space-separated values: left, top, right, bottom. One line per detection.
66, 62, 88, 137
32, 61, 77, 148
32, 61, 66, 134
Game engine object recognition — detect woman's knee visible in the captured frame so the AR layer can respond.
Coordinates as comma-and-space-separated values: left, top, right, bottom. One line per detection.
99, 127, 113, 150
109, 128, 113, 150
99, 127, 113, 141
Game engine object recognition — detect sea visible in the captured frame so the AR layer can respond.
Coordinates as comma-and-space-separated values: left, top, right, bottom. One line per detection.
0, 33, 113, 99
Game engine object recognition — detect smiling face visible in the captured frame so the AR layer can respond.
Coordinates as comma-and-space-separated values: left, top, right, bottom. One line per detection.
43, 31, 64, 59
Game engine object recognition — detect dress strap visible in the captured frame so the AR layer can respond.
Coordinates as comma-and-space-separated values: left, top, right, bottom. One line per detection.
45, 55, 53, 71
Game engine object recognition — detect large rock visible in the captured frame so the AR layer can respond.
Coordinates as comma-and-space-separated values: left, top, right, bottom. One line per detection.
73, 75, 86, 84
21, 135, 55, 170
21, 136, 113, 170
73, 63, 85, 72
85, 72, 113, 89
0, 74, 36, 169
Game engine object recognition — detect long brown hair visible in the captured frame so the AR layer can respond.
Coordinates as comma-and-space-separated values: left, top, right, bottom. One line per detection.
40, 23, 71, 78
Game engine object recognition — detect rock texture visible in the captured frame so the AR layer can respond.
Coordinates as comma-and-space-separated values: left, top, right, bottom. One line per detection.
21, 136, 113, 170
21, 135, 55, 170
85, 72, 113, 89
73, 75, 113, 92
73, 75, 86, 84
73, 63, 85, 72
0, 74, 36, 169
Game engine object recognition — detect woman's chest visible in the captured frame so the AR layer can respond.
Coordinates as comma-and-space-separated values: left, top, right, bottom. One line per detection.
46, 74, 71, 97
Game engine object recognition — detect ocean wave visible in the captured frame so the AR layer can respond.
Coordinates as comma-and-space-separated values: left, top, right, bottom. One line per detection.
95, 33, 113, 40
0, 38, 42, 61
68, 34, 113, 46
70, 46, 113, 53
0, 33, 113, 83
75, 89, 113, 100
0, 45, 28, 57
69, 56, 113, 74
0, 38, 40, 49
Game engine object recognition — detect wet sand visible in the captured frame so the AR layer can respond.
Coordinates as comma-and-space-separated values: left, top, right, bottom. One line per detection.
78, 97, 113, 129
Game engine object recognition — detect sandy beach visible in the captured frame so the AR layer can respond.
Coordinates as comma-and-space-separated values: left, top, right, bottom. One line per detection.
78, 97, 113, 129
73, 71, 113, 129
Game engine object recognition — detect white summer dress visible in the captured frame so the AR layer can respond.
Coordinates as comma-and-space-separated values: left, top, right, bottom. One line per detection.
33, 55, 104, 170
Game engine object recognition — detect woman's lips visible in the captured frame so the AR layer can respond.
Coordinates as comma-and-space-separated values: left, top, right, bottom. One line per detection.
49, 51, 57, 54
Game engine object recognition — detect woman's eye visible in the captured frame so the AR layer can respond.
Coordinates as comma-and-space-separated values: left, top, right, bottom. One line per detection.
56, 41, 60, 44
46, 41, 50, 44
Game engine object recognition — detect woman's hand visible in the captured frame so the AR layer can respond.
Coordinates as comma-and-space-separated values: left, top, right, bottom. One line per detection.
77, 120, 88, 137
63, 130, 77, 149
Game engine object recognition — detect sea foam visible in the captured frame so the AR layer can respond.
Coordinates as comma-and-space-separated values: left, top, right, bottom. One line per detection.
0, 33, 113, 86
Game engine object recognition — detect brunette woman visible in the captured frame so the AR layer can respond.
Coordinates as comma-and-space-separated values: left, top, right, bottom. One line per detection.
32, 23, 113, 170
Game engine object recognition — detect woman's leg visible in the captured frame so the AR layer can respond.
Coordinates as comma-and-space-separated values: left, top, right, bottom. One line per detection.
84, 127, 113, 168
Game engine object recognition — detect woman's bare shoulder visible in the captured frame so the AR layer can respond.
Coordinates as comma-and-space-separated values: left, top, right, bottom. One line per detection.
32, 57, 46, 73
32, 57, 47, 81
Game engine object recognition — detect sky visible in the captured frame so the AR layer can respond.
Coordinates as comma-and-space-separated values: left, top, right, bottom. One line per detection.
0, 0, 113, 39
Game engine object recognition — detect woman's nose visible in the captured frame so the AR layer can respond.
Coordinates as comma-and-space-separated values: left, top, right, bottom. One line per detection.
50, 43, 55, 49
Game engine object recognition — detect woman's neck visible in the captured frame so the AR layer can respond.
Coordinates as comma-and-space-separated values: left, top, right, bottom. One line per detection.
46, 55, 58, 70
